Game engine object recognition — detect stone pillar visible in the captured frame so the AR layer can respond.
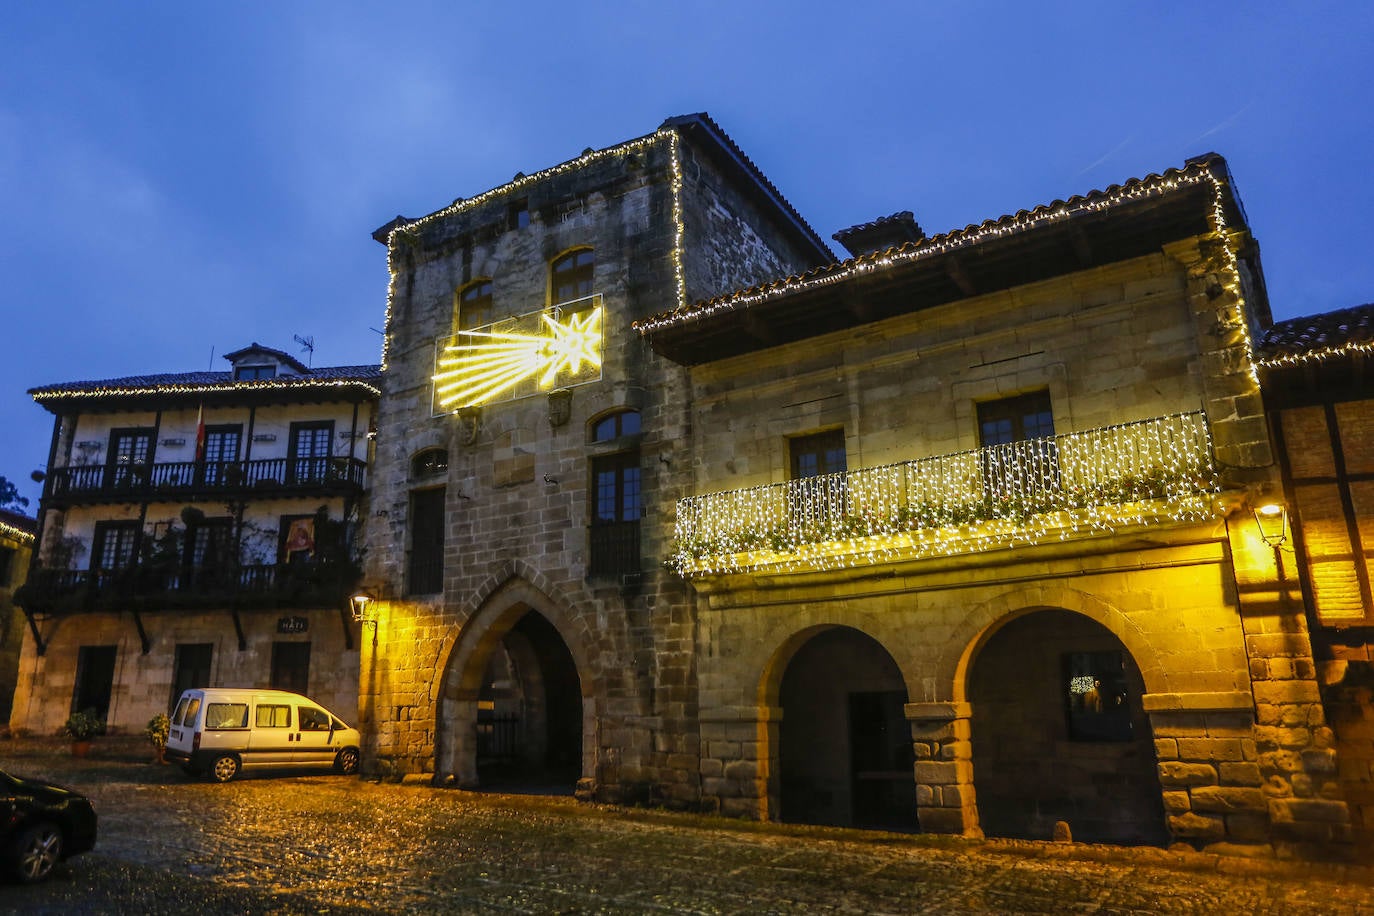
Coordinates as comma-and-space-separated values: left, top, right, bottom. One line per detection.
1144, 691, 1266, 848
907, 701, 979, 836
699, 707, 773, 819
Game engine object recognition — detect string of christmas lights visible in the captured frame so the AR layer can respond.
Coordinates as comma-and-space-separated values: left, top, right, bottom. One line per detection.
0, 521, 34, 544
31, 378, 381, 402
1256, 338, 1374, 369
634, 158, 1255, 349
380, 130, 681, 371
672, 411, 1218, 576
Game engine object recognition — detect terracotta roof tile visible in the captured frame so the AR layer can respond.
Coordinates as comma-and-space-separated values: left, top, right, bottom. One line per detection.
1257, 303, 1374, 362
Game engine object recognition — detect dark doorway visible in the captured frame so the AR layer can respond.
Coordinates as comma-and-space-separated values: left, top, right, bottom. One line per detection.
968, 609, 1166, 845
72, 646, 117, 720
270, 642, 311, 695
170, 643, 213, 710
778, 627, 916, 830
476, 610, 582, 790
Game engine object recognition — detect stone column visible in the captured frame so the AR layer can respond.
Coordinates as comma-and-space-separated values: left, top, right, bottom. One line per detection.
907, 701, 979, 836
699, 706, 774, 819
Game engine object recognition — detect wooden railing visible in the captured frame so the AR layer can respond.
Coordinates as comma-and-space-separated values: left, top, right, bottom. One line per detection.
47, 457, 366, 500
19, 561, 356, 613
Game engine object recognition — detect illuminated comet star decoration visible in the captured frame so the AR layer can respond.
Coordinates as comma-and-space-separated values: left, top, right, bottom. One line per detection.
433, 306, 603, 409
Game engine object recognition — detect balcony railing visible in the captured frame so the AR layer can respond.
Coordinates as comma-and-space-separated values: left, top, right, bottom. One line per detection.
46, 457, 366, 501
672, 411, 1219, 576
18, 561, 356, 614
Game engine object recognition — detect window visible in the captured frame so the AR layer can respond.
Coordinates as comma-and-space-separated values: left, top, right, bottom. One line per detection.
234, 365, 276, 380
201, 425, 242, 485
590, 451, 642, 577
977, 391, 1055, 447
92, 521, 140, 570
107, 428, 154, 490
977, 391, 1059, 497
408, 488, 446, 595
288, 421, 333, 483
592, 410, 641, 443
270, 642, 311, 695
457, 279, 494, 331
551, 249, 594, 304
508, 199, 530, 230
0, 546, 13, 587
255, 703, 292, 728
1063, 651, 1132, 742
790, 429, 846, 479
410, 448, 449, 478
183, 518, 233, 588
299, 706, 332, 731
205, 702, 248, 729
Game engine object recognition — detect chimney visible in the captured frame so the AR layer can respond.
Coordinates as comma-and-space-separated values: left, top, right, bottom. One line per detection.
833, 211, 925, 258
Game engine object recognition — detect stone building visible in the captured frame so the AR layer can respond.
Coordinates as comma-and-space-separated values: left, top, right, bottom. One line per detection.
1257, 302, 1374, 853
359, 114, 832, 797
636, 153, 1351, 855
0, 509, 36, 724
12, 344, 378, 735
364, 113, 1353, 857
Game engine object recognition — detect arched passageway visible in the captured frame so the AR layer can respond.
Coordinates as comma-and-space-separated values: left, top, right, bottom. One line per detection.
968, 609, 1165, 845
475, 610, 583, 789
777, 626, 917, 831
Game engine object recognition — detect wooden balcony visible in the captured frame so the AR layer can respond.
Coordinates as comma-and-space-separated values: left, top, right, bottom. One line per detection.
18, 561, 356, 614
44, 456, 366, 505
672, 411, 1220, 576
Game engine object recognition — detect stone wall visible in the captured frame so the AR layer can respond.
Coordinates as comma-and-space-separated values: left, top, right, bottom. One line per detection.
9, 605, 358, 735
362, 126, 823, 802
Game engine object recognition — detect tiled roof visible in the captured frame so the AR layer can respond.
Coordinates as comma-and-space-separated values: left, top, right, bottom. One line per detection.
0, 508, 36, 541
1257, 303, 1374, 364
30, 365, 382, 399
636, 153, 1232, 334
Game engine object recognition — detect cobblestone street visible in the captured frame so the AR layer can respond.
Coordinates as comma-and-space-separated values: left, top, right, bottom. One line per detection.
4, 738, 1374, 914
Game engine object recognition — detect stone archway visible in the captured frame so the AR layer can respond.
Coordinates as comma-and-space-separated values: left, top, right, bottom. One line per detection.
966, 608, 1166, 845
434, 577, 595, 792
772, 626, 916, 830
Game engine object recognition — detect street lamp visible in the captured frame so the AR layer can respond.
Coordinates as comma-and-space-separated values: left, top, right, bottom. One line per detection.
350, 589, 377, 627
1253, 503, 1288, 548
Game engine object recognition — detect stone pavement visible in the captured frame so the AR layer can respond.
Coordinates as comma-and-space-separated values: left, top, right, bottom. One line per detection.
3, 737, 1373, 914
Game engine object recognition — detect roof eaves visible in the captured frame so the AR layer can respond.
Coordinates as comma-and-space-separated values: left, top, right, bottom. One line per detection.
635, 154, 1233, 337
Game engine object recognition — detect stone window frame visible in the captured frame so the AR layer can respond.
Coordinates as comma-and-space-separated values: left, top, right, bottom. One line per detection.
409, 447, 449, 480
550, 247, 594, 306
456, 278, 495, 332
788, 428, 847, 480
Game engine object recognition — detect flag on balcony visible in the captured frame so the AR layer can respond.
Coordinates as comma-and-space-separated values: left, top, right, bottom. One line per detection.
194, 405, 206, 463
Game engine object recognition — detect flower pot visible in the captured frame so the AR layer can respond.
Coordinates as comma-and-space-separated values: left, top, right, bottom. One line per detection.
71, 740, 92, 758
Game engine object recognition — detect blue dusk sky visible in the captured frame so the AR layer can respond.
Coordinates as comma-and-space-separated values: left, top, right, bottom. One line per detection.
2, 2, 1371, 506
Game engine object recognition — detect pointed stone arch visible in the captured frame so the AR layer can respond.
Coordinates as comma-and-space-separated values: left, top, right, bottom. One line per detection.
433, 566, 601, 788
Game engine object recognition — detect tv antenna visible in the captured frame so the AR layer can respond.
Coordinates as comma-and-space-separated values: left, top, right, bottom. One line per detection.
293, 334, 315, 367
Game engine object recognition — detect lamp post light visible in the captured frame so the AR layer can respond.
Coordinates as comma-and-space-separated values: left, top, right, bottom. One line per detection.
1253, 503, 1288, 548
350, 589, 377, 628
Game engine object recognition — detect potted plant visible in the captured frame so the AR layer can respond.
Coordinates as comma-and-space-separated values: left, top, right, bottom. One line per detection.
145, 712, 171, 764
61, 709, 105, 757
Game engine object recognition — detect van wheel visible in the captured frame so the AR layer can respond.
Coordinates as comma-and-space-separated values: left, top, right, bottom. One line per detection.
334, 747, 360, 775
209, 754, 240, 782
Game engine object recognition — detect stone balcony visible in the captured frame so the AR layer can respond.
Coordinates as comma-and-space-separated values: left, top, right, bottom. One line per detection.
672, 411, 1219, 576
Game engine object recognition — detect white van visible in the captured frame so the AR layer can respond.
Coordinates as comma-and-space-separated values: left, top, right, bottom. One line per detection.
164, 688, 361, 782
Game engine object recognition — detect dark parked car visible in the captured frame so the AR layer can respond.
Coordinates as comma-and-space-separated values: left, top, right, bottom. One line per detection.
0, 769, 98, 883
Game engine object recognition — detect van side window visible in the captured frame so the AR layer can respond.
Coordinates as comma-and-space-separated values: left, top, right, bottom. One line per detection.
256, 704, 291, 728
205, 703, 247, 729
299, 707, 331, 731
